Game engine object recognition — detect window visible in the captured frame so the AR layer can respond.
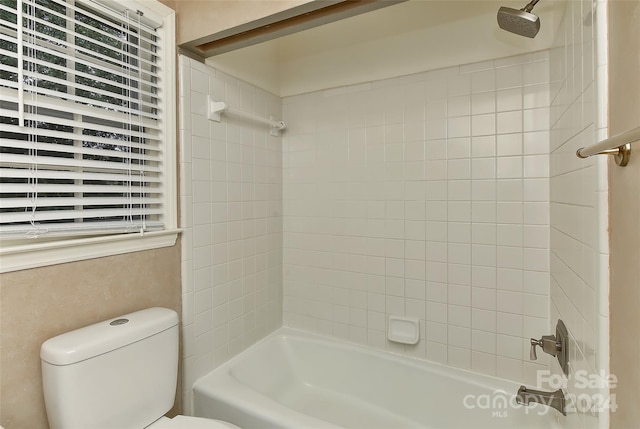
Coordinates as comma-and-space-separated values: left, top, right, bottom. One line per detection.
0, 0, 176, 271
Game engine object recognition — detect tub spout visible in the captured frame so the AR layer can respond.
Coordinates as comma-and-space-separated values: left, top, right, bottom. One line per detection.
516, 385, 566, 416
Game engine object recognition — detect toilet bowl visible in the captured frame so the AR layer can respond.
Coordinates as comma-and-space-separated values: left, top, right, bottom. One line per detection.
149, 416, 240, 429
40, 307, 240, 429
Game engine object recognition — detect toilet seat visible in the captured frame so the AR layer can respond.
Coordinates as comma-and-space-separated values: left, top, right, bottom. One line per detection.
148, 415, 241, 429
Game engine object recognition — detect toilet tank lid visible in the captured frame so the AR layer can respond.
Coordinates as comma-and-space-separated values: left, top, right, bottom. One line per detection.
41, 307, 178, 366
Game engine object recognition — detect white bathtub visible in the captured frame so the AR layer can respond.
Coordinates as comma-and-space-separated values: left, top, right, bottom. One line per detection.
193, 328, 561, 429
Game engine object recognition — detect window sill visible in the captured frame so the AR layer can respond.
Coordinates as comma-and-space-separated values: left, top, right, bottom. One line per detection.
0, 229, 181, 273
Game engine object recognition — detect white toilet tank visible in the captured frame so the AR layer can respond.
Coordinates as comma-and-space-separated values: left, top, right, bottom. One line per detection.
41, 307, 179, 429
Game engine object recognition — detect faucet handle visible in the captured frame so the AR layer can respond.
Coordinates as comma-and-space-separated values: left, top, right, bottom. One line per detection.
530, 338, 542, 360
530, 335, 561, 361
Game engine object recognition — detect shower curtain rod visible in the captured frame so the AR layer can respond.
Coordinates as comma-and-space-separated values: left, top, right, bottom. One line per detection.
576, 125, 640, 167
207, 96, 286, 137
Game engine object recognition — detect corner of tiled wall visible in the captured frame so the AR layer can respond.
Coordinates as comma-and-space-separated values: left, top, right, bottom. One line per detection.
178, 55, 283, 413
549, 0, 610, 427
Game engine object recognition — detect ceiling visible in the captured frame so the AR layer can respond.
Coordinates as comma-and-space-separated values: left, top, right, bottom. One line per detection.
206, 0, 566, 97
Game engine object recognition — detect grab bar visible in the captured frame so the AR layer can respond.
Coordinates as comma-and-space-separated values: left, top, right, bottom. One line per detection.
576, 126, 640, 167
207, 96, 286, 137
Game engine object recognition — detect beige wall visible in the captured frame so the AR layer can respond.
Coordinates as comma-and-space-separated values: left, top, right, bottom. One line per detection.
0, 2, 184, 429
609, 0, 640, 427
159, 0, 176, 10
0, 245, 182, 429
175, 0, 313, 45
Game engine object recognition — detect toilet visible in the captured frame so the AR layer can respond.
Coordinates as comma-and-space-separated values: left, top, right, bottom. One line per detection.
40, 307, 240, 429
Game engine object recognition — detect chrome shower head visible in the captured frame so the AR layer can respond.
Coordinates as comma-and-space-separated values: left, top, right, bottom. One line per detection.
497, 0, 541, 38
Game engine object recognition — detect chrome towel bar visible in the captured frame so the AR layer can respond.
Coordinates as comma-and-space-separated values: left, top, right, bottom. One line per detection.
576, 126, 640, 167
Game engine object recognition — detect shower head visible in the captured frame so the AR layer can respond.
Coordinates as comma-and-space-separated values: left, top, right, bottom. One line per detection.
497, 0, 541, 38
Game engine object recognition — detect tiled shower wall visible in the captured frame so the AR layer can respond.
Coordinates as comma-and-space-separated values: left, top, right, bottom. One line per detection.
179, 56, 283, 411
549, 0, 609, 428
282, 52, 552, 384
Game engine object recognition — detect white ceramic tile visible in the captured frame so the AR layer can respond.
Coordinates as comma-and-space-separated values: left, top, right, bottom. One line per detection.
448, 304, 471, 327
523, 225, 549, 248
471, 70, 495, 93
472, 287, 496, 310
497, 333, 522, 359
275, 52, 559, 388
523, 155, 549, 178
497, 156, 523, 178
448, 284, 471, 307
471, 135, 496, 158
497, 111, 523, 134
497, 245, 523, 269
447, 74, 470, 97
497, 202, 523, 224
191, 68, 210, 94
523, 60, 550, 85
496, 65, 523, 89
426, 282, 448, 303
497, 290, 523, 314
448, 243, 471, 265
447, 116, 471, 138
426, 341, 448, 364
448, 95, 471, 117
471, 329, 497, 352
472, 114, 496, 136
524, 107, 550, 132
497, 224, 522, 246
523, 202, 550, 225
447, 182, 470, 202
472, 308, 496, 332
524, 271, 549, 295
497, 180, 523, 202
497, 133, 523, 156
523, 293, 548, 317
426, 119, 448, 140
448, 325, 471, 348
448, 346, 471, 369
471, 224, 496, 245
447, 159, 471, 180
497, 87, 523, 112
497, 268, 523, 292
523, 178, 549, 201
471, 92, 496, 115
447, 137, 471, 159
448, 222, 471, 243
523, 131, 550, 155
448, 201, 471, 222
426, 301, 447, 323
471, 158, 495, 180
524, 84, 550, 109
471, 180, 496, 201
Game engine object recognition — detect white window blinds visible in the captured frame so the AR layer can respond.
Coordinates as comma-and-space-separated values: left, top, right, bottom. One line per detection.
0, 0, 166, 238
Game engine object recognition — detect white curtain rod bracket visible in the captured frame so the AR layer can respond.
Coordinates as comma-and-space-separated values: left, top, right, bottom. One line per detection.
207, 96, 286, 137
208, 99, 227, 122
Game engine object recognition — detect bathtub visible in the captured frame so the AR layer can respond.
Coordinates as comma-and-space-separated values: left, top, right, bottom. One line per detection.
193, 328, 561, 429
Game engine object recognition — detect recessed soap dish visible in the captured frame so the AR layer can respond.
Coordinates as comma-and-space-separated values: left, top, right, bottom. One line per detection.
388, 316, 420, 345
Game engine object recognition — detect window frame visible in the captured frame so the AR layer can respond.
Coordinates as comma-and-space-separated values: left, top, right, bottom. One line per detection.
0, 0, 178, 273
